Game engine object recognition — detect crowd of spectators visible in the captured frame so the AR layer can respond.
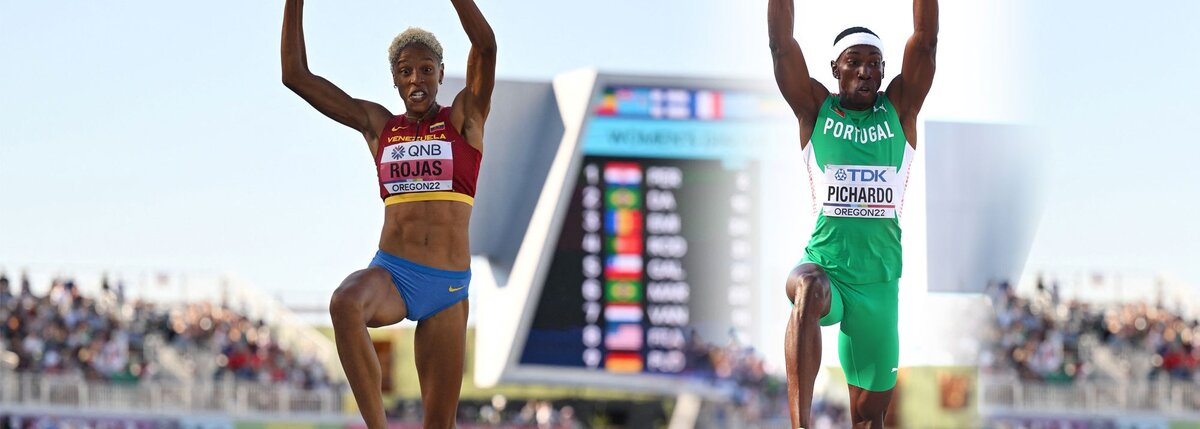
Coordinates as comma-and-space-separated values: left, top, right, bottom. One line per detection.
983, 276, 1199, 383
0, 271, 334, 389
674, 331, 790, 425
0, 272, 151, 382
164, 301, 333, 389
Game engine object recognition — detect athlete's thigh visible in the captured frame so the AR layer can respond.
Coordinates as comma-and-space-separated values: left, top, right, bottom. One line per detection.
333, 267, 408, 327
413, 299, 469, 397
837, 281, 899, 391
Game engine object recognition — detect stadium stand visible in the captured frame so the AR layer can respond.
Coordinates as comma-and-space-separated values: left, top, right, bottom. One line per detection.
0, 272, 334, 388
980, 275, 1200, 422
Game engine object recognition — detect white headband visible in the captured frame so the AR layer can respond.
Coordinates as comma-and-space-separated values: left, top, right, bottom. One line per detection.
832, 32, 884, 61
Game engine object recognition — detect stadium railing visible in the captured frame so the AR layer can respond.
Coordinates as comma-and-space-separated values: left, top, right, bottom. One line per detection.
981, 373, 1200, 415
0, 370, 344, 416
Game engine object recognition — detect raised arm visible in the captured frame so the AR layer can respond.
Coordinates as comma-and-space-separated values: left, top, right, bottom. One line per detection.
448, 0, 497, 152
768, 0, 829, 145
281, 0, 392, 150
886, 0, 938, 144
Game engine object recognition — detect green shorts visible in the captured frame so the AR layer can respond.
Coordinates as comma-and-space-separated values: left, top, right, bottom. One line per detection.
792, 259, 899, 392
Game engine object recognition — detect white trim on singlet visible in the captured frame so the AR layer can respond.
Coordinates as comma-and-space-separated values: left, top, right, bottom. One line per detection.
803, 143, 819, 216
895, 144, 914, 220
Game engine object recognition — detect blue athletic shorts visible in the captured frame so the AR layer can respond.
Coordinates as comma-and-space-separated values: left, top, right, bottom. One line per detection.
369, 250, 471, 321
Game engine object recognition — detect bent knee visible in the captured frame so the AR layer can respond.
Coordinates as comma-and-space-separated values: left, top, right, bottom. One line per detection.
851, 390, 894, 423
328, 286, 361, 319
853, 405, 889, 424
329, 270, 384, 317
785, 265, 830, 306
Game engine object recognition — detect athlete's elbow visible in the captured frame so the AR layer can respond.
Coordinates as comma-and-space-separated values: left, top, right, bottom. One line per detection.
280, 66, 307, 90
768, 36, 795, 59
913, 31, 938, 52
281, 76, 313, 98
472, 35, 497, 59
281, 75, 301, 93
768, 38, 785, 58
477, 43, 497, 60
281, 64, 296, 84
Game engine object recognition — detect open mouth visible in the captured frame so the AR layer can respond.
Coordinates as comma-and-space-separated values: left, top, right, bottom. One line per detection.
409, 90, 428, 102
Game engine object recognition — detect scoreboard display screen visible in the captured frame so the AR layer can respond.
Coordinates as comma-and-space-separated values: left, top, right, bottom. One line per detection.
517, 83, 790, 379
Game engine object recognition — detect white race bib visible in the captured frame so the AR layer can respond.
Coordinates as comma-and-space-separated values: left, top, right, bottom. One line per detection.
818, 164, 898, 219
378, 140, 454, 194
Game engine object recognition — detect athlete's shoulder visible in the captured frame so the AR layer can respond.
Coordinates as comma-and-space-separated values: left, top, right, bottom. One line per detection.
871, 94, 900, 117
818, 94, 838, 115
877, 93, 896, 108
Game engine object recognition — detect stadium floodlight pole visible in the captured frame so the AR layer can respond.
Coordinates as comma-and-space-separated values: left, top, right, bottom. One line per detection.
768, 0, 936, 427
281, 0, 496, 428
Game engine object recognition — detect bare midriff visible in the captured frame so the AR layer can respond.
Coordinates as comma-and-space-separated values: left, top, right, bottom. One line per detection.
378, 200, 472, 271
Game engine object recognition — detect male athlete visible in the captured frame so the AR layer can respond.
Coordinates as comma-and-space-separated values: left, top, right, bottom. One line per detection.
767, 0, 937, 427
282, 0, 495, 427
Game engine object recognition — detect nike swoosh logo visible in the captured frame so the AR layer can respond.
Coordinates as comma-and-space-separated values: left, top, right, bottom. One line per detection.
391, 125, 408, 132
448, 285, 465, 292
891, 368, 899, 373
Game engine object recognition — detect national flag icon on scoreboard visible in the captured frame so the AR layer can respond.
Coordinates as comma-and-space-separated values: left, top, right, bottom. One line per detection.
693, 90, 724, 120
653, 88, 693, 120
605, 254, 643, 279
604, 209, 642, 236
605, 352, 644, 373
605, 280, 643, 303
596, 89, 617, 116
606, 186, 641, 209
604, 323, 643, 351
606, 235, 643, 255
604, 303, 643, 323
614, 88, 654, 117
604, 162, 642, 186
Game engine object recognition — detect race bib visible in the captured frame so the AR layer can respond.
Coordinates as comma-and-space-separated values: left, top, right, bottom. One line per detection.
378, 140, 454, 194
819, 164, 898, 218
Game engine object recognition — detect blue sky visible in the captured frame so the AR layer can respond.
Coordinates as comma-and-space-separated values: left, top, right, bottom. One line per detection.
1020, 1, 1200, 296
2, 0, 1197, 309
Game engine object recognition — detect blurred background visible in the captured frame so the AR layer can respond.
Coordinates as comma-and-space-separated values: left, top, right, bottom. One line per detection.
2, 0, 1198, 428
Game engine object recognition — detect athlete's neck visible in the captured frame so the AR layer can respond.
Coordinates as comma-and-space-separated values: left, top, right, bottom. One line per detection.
405, 102, 440, 122
838, 96, 876, 112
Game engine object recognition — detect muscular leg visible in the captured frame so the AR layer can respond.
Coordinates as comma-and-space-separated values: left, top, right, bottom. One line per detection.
329, 268, 408, 429
414, 299, 469, 429
784, 264, 832, 429
847, 385, 894, 429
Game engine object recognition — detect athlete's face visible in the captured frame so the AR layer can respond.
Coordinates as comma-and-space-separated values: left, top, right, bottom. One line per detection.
392, 45, 444, 118
831, 45, 885, 111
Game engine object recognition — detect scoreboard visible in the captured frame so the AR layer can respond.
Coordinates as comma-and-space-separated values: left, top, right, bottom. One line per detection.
515, 82, 789, 380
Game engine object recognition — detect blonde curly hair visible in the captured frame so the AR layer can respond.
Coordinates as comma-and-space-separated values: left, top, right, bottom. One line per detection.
388, 27, 444, 70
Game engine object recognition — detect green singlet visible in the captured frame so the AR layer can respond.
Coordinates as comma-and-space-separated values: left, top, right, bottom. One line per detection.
796, 93, 913, 392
